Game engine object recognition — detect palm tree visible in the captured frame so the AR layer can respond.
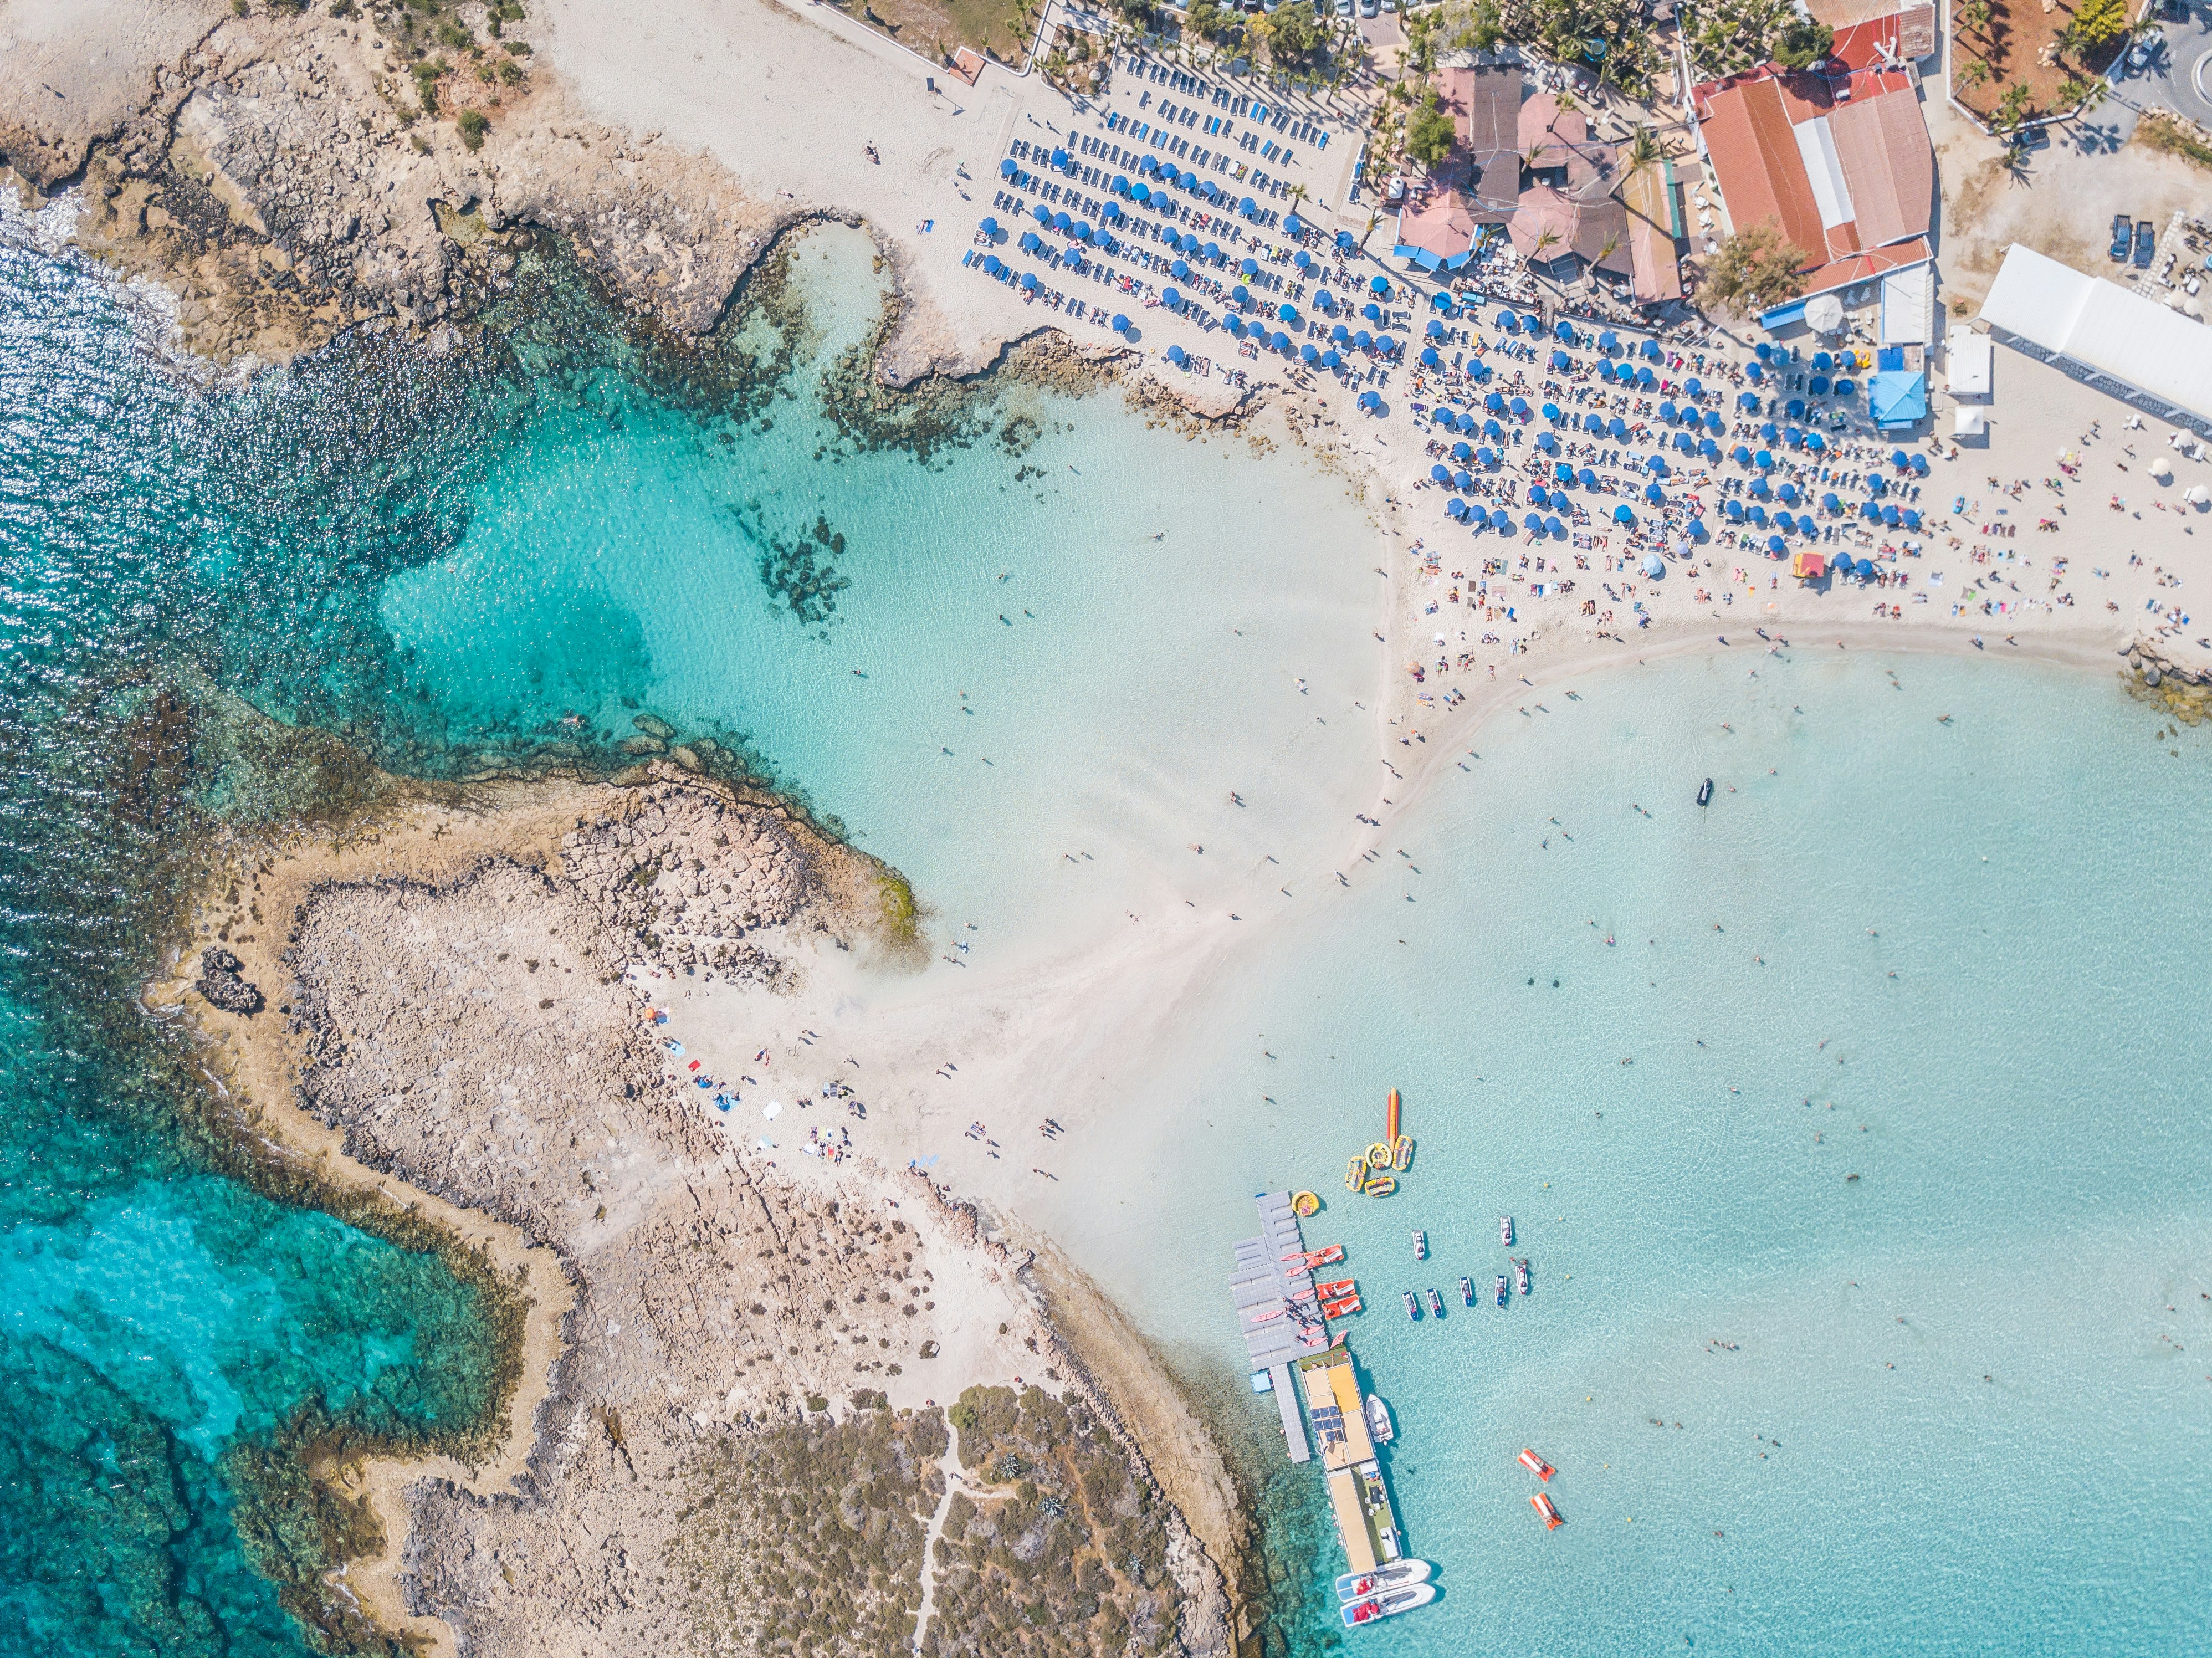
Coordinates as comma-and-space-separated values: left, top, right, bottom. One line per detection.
1534, 227, 1562, 260
1360, 207, 1384, 250
1289, 182, 1310, 211
1624, 125, 1671, 172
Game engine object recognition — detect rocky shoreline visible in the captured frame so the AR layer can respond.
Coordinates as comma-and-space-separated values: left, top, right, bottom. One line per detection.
164, 765, 1234, 1657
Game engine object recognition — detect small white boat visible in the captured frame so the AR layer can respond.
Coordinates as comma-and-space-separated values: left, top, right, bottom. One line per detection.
1499, 1215, 1514, 1246
1412, 1228, 1427, 1260
1341, 1582, 1437, 1628
1365, 1394, 1394, 1444
1334, 1558, 1431, 1603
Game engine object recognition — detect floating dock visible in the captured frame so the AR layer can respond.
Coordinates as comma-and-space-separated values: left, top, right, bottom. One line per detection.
1230, 1191, 1329, 1464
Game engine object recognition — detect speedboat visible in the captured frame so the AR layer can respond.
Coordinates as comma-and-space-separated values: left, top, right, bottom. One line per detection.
1365, 1394, 1394, 1444
1334, 1558, 1432, 1603
1697, 776, 1714, 806
1459, 1275, 1474, 1306
1499, 1215, 1514, 1246
1494, 1275, 1509, 1307
1531, 1491, 1564, 1529
1426, 1287, 1445, 1318
1518, 1448, 1554, 1481
1515, 1257, 1531, 1294
1341, 1582, 1437, 1627
1412, 1229, 1427, 1260
1403, 1291, 1420, 1320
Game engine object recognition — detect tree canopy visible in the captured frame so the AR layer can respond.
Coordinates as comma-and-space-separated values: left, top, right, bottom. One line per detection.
1702, 221, 1810, 313
1406, 98, 1458, 166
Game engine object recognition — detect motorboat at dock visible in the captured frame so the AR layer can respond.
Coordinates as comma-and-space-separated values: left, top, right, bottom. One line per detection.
1341, 1582, 1437, 1628
1334, 1558, 1432, 1603
1364, 1394, 1394, 1444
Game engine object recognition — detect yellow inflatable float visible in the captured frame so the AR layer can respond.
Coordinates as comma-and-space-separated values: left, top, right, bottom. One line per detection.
1345, 1156, 1366, 1192
1292, 1190, 1320, 1217
1391, 1135, 1414, 1172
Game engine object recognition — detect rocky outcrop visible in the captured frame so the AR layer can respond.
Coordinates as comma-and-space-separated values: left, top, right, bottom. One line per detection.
193, 945, 264, 1015
10, 6, 784, 362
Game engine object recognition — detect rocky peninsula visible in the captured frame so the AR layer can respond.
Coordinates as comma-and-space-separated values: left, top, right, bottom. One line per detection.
159, 763, 1232, 1657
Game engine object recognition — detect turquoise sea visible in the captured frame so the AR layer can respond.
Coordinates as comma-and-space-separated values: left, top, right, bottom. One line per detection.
4, 208, 2208, 1658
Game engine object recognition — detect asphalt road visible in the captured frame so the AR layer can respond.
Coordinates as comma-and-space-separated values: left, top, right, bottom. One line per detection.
2122, 0, 2212, 130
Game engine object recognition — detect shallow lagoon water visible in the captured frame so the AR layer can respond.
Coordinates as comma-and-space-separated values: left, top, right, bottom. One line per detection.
1053, 649, 2212, 1655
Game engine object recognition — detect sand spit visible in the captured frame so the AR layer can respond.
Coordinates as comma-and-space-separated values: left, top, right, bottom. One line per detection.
162, 766, 1230, 1658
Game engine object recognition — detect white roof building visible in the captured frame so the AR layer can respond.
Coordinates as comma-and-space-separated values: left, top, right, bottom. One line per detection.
1978, 244, 2212, 435
1945, 328, 1993, 398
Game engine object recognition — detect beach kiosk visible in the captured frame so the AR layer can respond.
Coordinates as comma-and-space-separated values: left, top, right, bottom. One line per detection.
1791, 550, 1827, 582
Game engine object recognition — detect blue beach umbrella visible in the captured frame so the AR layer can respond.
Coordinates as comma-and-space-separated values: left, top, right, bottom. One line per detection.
1284, 213, 1305, 235
1578, 467, 1597, 490
1768, 535, 1788, 554
1891, 449, 1912, 469
1644, 483, 1665, 504
1295, 250, 1312, 270
1421, 347, 1441, 367
1103, 201, 1124, 223
1614, 505, 1636, 524
1427, 319, 1447, 339
1553, 463, 1574, 484
1835, 378, 1856, 396
1597, 361, 1617, 382
1451, 441, 1473, 460
1239, 258, 1261, 278
1658, 400, 1678, 423
1431, 464, 1452, 484
1755, 449, 1775, 470
1241, 196, 1259, 217
1483, 419, 1504, 439
1477, 446, 1498, 465
1302, 344, 1319, 364
1337, 231, 1357, 250
1554, 320, 1574, 342
1537, 432, 1558, 453
1821, 492, 1842, 513
1747, 504, 1767, 525
1323, 350, 1342, 369
1052, 211, 1071, 232
1453, 469, 1473, 490
1032, 204, 1052, 224
1544, 515, 1565, 536
1278, 303, 1298, 323
1607, 417, 1629, 439
1746, 362, 1764, 383
1760, 422, 1779, 441
1646, 453, 1668, 474
1523, 513, 1544, 533
1486, 392, 1507, 412
1724, 500, 1745, 522
1542, 402, 1561, 421
1685, 378, 1703, 397
1000, 158, 1018, 178
1636, 367, 1657, 388
1699, 438, 1721, 458
1227, 317, 1247, 339
1732, 444, 1753, 465
979, 216, 999, 237
1131, 182, 1152, 204
1373, 277, 1392, 295
1756, 342, 1773, 360
1776, 511, 1796, 533
1354, 329, 1374, 350
1868, 474, 1888, 497
1073, 222, 1092, 242
1361, 303, 1383, 323
1687, 518, 1709, 540
1178, 171, 1197, 190
1583, 414, 1604, 434
1508, 396, 1528, 416
1912, 454, 1931, 477
1739, 392, 1761, 411
1705, 412, 1725, 433
1497, 310, 1520, 332
1202, 241, 1221, 262
1779, 482, 1800, 504
1812, 351, 1834, 372
1331, 323, 1350, 343
1112, 313, 1129, 333
1051, 147, 1071, 170
1551, 350, 1572, 370
1020, 271, 1039, 290
1599, 330, 1620, 352
1806, 432, 1827, 453
1809, 375, 1830, 396
1165, 344, 1185, 365
1673, 431, 1695, 454
1642, 340, 1663, 361
1378, 336, 1399, 356
1112, 175, 1130, 195
1786, 398, 1805, 419
1882, 504, 1902, 526
1019, 232, 1040, 253
1171, 259, 1189, 279
1490, 509, 1513, 530
1530, 485, 1551, 508
1861, 500, 1883, 520
1232, 285, 1252, 308
984, 254, 1004, 275
1904, 508, 1923, 529
1161, 286, 1182, 309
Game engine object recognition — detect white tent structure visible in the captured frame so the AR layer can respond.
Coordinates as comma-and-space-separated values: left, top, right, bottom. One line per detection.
1945, 328, 1993, 398
1953, 406, 1986, 437
1978, 245, 2212, 436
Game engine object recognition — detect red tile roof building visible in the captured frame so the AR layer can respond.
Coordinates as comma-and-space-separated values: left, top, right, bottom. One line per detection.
1691, 66, 1933, 271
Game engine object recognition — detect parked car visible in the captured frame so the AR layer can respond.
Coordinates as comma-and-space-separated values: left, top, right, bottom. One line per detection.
2134, 219, 2157, 267
1359, 0, 1380, 15
2128, 28, 2164, 71
2111, 213, 2133, 261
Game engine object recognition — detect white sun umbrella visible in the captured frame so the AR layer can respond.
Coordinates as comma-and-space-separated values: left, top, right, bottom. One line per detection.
2187, 484, 2210, 505
2150, 456, 2174, 480
1805, 293, 1846, 335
